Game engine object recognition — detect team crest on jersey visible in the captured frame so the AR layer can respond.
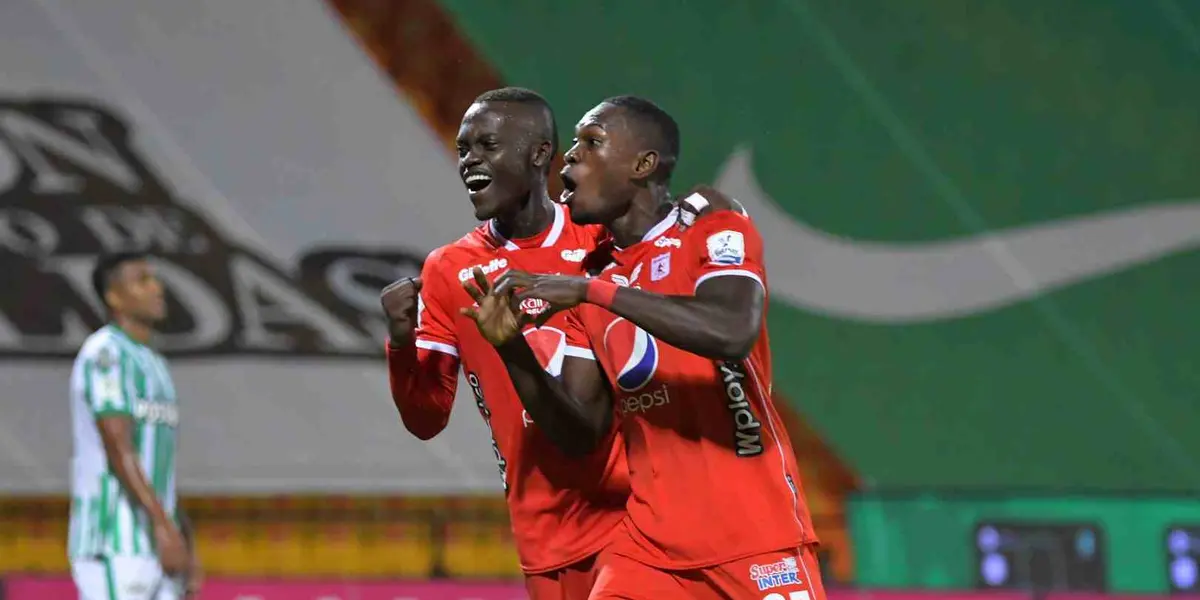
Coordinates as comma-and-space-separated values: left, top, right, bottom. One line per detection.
651, 253, 671, 282
749, 555, 802, 591
707, 230, 746, 266
95, 346, 117, 370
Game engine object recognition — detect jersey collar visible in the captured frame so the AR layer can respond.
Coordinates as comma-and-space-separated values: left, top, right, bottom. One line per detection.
614, 206, 680, 251
487, 202, 565, 251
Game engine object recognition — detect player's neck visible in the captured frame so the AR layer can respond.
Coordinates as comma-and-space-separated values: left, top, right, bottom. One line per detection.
492, 188, 556, 241
608, 189, 673, 249
111, 316, 153, 345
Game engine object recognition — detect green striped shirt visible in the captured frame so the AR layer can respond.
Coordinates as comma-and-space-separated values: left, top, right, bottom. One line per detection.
68, 325, 179, 559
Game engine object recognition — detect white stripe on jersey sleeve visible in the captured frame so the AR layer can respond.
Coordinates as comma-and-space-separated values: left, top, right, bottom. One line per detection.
564, 346, 595, 360
415, 339, 459, 357
694, 269, 765, 292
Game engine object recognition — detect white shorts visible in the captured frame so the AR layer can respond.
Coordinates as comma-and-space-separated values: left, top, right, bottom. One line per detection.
71, 556, 182, 600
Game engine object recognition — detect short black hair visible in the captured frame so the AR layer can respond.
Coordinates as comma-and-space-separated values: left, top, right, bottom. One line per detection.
602, 95, 681, 182
92, 252, 148, 307
473, 86, 558, 159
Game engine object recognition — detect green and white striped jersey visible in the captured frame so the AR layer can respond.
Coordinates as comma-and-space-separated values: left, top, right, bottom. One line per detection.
68, 324, 179, 559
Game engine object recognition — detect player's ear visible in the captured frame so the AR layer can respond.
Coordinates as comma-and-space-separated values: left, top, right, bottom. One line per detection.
532, 139, 553, 172
631, 149, 659, 182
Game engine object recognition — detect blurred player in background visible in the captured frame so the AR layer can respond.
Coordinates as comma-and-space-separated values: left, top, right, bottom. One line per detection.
461, 96, 824, 600
69, 252, 199, 600
380, 88, 626, 599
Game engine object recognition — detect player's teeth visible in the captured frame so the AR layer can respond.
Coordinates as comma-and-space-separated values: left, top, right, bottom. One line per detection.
466, 174, 491, 184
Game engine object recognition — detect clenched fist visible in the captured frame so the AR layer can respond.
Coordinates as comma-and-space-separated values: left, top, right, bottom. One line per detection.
380, 276, 423, 342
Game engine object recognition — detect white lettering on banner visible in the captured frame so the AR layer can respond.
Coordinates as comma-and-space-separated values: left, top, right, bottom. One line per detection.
459, 258, 508, 282
230, 256, 374, 352
0, 210, 58, 256
324, 256, 415, 341
78, 206, 193, 254
0, 98, 427, 358
0, 109, 140, 194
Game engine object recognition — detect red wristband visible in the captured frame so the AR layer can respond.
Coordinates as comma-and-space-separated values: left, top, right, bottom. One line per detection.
586, 280, 619, 308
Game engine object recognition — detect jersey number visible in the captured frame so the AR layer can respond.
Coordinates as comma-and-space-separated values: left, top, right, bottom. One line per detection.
467, 372, 508, 491
764, 592, 811, 600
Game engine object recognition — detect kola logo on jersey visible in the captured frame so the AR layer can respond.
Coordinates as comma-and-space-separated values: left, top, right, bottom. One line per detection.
603, 318, 669, 415
132, 400, 179, 427
654, 237, 681, 248
560, 248, 586, 262
458, 258, 508, 282
519, 297, 549, 317
721, 361, 763, 457
749, 555, 801, 592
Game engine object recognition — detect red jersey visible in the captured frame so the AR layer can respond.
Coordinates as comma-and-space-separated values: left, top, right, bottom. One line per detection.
387, 204, 629, 573
570, 207, 817, 570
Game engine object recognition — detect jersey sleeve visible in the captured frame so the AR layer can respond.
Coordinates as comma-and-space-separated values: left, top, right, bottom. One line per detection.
413, 249, 459, 357
560, 308, 594, 361
82, 341, 132, 418
685, 209, 766, 293
386, 341, 460, 440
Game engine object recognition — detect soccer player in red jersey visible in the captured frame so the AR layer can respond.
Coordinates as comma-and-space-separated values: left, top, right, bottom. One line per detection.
460, 96, 824, 600
380, 88, 628, 599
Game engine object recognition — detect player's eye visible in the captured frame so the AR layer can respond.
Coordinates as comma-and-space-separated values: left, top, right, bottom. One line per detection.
456, 144, 468, 157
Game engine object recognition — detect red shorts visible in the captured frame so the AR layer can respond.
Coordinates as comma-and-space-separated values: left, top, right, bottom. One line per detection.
525, 553, 601, 600
588, 544, 825, 600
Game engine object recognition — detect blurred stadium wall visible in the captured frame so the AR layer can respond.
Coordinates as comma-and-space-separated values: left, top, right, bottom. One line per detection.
4, 0, 1200, 596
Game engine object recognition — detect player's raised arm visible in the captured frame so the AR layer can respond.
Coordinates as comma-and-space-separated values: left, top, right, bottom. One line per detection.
381, 254, 462, 440
461, 268, 612, 457
87, 345, 189, 575
505, 209, 765, 362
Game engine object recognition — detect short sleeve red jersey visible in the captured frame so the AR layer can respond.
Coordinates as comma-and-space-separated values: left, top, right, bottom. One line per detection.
573, 207, 817, 570
416, 204, 629, 573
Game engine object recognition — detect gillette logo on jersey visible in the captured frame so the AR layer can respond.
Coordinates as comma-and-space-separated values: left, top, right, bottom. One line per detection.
458, 258, 508, 282
750, 555, 802, 591
603, 318, 670, 415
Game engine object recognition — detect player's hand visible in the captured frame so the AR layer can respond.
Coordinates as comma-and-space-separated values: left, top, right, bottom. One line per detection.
153, 518, 189, 575
184, 554, 203, 598
380, 276, 423, 342
494, 271, 588, 310
460, 267, 527, 347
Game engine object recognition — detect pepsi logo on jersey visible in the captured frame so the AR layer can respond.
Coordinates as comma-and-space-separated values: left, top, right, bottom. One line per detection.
603, 318, 670, 415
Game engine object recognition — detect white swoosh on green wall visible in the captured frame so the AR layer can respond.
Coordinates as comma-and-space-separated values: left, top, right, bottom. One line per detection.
716, 147, 1200, 323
